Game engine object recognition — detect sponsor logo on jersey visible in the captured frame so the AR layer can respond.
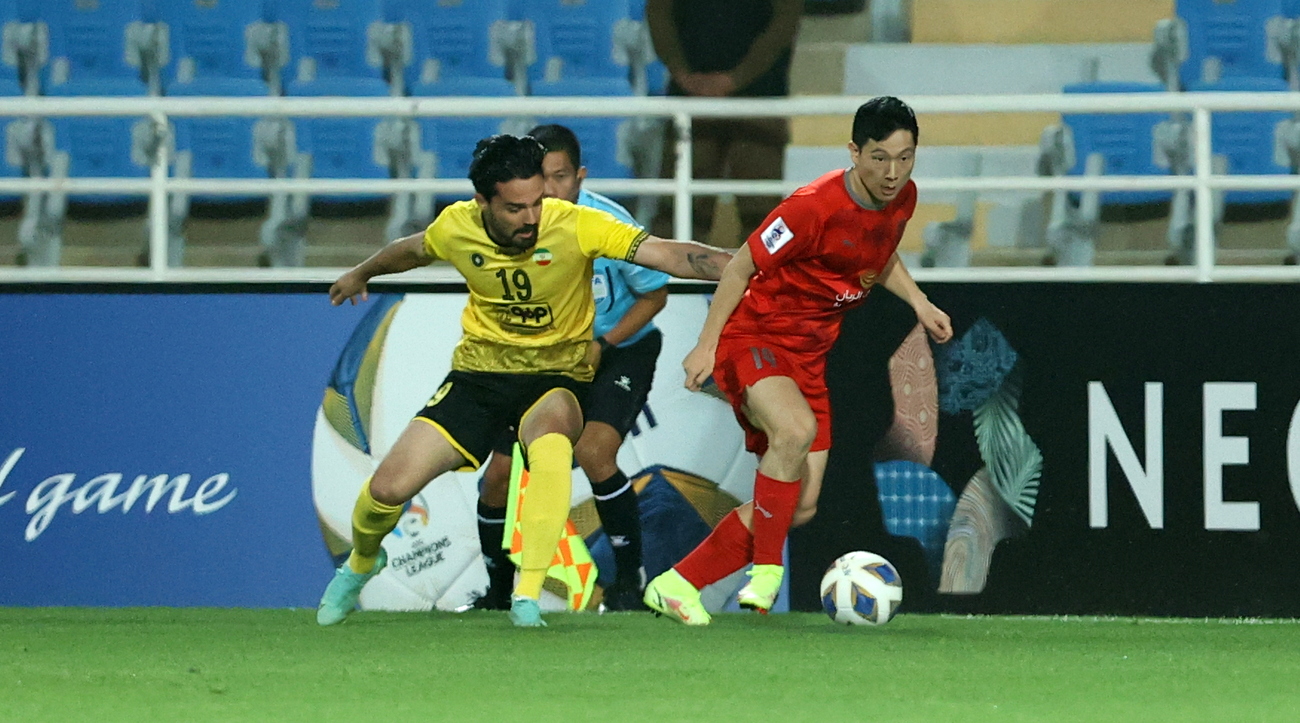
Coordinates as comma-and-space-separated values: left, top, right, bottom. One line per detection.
834, 289, 866, 308
760, 217, 794, 254
496, 302, 555, 331
532, 248, 553, 266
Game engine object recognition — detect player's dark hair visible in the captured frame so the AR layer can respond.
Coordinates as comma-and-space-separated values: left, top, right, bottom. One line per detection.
468, 134, 546, 199
851, 96, 919, 147
527, 124, 582, 170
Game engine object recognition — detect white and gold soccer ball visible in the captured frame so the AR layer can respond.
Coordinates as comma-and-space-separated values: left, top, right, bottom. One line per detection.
820, 550, 904, 626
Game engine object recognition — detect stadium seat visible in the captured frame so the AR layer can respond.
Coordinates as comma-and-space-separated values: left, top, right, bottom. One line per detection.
386, 0, 518, 96
45, 82, 152, 205
606, 0, 664, 95
1189, 76, 1293, 207
412, 83, 512, 188
0, 0, 42, 94
273, 0, 390, 86
0, 73, 24, 204
0, 0, 38, 21
1061, 81, 1173, 205
288, 77, 393, 203
529, 80, 634, 180
157, 0, 271, 92
1177, 0, 1287, 88
41, 0, 159, 94
42, 0, 156, 203
169, 81, 267, 201
516, 0, 637, 92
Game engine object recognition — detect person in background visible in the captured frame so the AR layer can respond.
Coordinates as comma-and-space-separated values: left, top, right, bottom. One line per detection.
646, 0, 804, 246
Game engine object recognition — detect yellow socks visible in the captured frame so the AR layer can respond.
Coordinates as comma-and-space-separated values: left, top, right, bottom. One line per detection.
347, 477, 403, 574
514, 433, 574, 600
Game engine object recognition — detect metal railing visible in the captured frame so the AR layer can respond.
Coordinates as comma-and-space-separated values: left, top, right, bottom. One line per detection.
2, 92, 1300, 284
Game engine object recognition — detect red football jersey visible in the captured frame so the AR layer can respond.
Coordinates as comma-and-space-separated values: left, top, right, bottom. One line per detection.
722, 169, 917, 353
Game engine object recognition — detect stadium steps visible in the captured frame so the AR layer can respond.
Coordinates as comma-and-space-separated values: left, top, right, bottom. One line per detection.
62, 216, 149, 267
182, 216, 266, 268
0, 215, 20, 265
911, 0, 1173, 44
788, 8, 872, 94
301, 216, 387, 267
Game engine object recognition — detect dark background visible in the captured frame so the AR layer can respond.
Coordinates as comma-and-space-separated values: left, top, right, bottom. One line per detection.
793, 283, 1300, 617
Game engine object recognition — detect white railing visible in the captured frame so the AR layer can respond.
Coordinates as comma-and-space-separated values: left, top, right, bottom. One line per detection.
2, 92, 1300, 284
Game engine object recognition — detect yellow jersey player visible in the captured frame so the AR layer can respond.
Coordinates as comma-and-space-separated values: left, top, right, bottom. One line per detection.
318, 134, 731, 628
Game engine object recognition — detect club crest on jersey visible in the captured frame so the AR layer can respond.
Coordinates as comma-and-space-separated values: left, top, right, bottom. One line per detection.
532, 248, 553, 266
859, 269, 878, 288
760, 217, 794, 254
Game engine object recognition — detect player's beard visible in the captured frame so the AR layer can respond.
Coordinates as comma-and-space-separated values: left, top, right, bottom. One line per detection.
483, 210, 539, 255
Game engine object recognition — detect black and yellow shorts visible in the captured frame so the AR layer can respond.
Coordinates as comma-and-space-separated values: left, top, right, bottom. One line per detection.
414, 370, 589, 471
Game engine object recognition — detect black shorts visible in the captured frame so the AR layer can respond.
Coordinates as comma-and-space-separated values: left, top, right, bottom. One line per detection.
415, 370, 588, 471
488, 330, 662, 458
587, 329, 661, 438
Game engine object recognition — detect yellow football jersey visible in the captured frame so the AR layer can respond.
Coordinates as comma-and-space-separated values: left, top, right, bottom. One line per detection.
423, 197, 648, 380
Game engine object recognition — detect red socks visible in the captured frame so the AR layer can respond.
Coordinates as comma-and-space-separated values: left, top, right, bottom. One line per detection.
751, 471, 800, 566
675, 510, 753, 589
673, 472, 801, 589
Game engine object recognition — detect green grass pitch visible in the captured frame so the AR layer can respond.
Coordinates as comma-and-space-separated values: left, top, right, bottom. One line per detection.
2, 608, 1298, 722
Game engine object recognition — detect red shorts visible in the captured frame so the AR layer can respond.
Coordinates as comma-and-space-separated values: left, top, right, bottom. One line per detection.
712, 336, 832, 456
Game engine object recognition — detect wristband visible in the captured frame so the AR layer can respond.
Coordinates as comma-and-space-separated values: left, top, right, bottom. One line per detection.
596, 336, 613, 352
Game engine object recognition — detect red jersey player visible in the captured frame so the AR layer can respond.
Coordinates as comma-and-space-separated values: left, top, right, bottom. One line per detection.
643, 96, 953, 625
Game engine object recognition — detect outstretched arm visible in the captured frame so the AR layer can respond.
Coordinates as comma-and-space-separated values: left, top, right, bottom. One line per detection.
877, 252, 953, 343
682, 243, 756, 391
329, 233, 433, 306
630, 236, 734, 281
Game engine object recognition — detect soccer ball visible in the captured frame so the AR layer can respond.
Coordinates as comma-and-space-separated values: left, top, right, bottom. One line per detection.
820, 551, 903, 626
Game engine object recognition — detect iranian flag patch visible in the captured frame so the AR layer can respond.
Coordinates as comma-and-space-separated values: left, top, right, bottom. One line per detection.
533, 248, 553, 266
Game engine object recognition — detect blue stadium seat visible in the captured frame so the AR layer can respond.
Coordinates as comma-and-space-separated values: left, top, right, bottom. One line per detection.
387, 0, 515, 95
530, 79, 633, 180
1, 0, 39, 21
170, 81, 267, 203
1286, 0, 1300, 18
619, 0, 666, 94
517, 0, 635, 89
274, 0, 387, 84
1177, 0, 1286, 87
412, 84, 510, 190
41, 2, 155, 204
41, 0, 152, 91
0, 74, 24, 201
1189, 76, 1293, 206
1061, 82, 1172, 205
45, 84, 149, 205
288, 76, 392, 204
158, 0, 269, 91
643, 59, 668, 95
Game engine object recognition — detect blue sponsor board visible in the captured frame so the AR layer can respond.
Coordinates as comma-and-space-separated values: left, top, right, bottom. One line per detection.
0, 293, 367, 607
